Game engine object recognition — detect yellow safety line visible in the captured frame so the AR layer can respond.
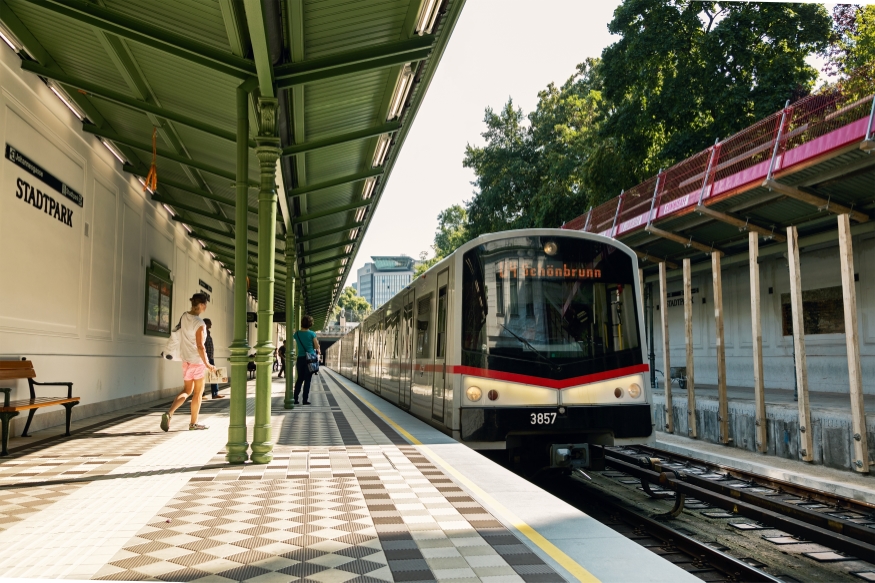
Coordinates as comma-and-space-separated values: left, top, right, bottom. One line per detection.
329, 371, 601, 583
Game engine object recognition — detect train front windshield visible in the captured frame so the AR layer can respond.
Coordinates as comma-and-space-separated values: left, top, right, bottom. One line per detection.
461, 235, 642, 381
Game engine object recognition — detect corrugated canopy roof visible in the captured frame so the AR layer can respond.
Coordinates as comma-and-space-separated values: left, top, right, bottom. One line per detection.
0, 0, 465, 329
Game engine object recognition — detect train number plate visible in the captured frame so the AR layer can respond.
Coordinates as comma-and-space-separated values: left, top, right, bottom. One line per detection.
530, 413, 557, 425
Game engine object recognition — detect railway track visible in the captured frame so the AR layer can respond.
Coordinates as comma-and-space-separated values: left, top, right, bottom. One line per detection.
544, 471, 782, 582
525, 444, 875, 581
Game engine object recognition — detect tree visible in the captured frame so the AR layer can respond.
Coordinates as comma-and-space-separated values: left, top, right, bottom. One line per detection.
595, 1, 832, 190
823, 4, 875, 99
415, 205, 471, 277
331, 286, 371, 323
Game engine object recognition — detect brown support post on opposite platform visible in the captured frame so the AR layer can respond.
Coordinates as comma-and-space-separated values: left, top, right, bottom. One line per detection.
787, 226, 814, 462
683, 258, 697, 438
659, 262, 673, 433
838, 214, 869, 473
712, 251, 729, 444
749, 232, 767, 453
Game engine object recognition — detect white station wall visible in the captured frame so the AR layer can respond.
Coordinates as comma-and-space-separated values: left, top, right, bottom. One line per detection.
0, 42, 251, 434
649, 232, 875, 394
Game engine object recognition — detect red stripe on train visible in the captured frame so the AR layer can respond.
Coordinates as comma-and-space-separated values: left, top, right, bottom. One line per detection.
446, 363, 650, 390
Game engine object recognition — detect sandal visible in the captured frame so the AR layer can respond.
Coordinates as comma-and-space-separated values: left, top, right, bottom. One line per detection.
189, 423, 209, 431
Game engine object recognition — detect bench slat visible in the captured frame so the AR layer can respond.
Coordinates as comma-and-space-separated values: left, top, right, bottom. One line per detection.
0, 360, 36, 380
0, 397, 80, 412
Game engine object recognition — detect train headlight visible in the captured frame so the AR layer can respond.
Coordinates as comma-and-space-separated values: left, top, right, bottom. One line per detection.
628, 383, 642, 399
614, 387, 623, 399
543, 241, 558, 256
466, 386, 482, 402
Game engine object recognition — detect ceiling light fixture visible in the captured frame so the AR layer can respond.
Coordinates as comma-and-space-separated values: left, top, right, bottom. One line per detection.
355, 207, 367, 223
162, 204, 175, 217
415, 0, 441, 35
49, 84, 85, 121
387, 64, 414, 120
345, 244, 353, 254
101, 139, 127, 165
372, 136, 390, 168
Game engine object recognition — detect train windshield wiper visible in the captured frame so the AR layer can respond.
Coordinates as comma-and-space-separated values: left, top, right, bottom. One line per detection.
499, 324, 550, 363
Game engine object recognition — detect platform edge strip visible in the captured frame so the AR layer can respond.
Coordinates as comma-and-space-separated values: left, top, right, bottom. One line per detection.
324, 370, 601, 583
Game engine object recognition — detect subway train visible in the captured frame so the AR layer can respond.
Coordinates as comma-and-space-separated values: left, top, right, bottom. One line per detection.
325, 229, 654, 469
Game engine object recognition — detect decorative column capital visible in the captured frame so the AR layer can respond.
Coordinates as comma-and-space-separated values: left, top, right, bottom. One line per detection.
256, 96, 280, 149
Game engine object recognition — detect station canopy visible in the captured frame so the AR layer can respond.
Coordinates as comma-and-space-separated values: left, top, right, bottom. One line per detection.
0, 0, 464, 328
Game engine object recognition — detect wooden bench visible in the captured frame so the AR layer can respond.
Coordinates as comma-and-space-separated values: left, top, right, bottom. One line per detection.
0, 359, 80, 456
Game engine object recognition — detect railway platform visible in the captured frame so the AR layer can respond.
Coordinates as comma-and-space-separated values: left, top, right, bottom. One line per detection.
0, 369, 696, 583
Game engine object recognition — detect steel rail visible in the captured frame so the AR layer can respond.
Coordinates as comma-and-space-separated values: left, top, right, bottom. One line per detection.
603, 451, 875, 560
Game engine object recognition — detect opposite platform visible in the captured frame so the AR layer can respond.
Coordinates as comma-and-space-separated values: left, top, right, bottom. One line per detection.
0, 369, 694, 583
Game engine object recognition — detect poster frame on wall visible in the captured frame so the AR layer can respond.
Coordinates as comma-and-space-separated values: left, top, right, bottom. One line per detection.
144, 259, 173, 337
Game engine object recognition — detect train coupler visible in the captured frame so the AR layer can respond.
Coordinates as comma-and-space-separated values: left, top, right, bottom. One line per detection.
550, 443, 605, 470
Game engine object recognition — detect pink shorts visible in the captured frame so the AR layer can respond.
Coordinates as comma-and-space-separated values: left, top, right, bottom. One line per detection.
182, 362, 206, 381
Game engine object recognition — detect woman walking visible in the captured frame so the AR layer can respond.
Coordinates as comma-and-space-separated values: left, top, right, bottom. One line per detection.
293, 315, 320, 405
161, 293, 215, 431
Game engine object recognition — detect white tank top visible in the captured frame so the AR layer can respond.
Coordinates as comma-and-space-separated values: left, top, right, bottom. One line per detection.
179, 312, 206, 364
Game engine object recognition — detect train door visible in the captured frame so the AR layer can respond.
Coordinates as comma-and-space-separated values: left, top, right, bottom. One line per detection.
374, 316, 383, 395
431, 270, 449, 423
413, 292, 434, 415
399, 291, 414, 409
353, 326, 360, 383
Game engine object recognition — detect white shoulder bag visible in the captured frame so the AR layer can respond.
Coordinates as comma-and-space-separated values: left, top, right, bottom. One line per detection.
161, 317, 184, 361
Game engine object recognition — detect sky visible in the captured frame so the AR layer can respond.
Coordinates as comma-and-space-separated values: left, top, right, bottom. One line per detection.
345, 0, 843, 290
345, 0, 623, 287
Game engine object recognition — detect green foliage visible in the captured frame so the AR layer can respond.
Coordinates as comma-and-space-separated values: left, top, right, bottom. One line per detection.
416, 205, 470, 276
461, 1, 834, 233
331, 286, 371, 322
597, 0, 831, 190
824, 5, 875, 100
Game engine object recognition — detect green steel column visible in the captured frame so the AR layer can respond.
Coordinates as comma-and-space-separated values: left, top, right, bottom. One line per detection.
283, 235, 296, 409
226, 83, 251, 464
251, 96, 281, 465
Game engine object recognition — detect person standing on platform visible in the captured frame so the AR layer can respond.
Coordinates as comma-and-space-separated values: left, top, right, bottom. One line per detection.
293, 315, 320, 405
277, 339, 287, 378
161, 293, 215, 432
272, 347, 279, 372
202, 318, 222, 399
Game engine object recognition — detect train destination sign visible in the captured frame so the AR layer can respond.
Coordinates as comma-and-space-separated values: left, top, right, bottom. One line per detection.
497, 264, 602, 280
7, 143, 83, 229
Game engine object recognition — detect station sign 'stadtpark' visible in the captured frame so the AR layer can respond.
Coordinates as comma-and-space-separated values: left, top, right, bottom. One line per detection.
7, 144, 83, 229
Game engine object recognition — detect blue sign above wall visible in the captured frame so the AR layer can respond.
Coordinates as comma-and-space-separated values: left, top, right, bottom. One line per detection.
7, 143, 83, 228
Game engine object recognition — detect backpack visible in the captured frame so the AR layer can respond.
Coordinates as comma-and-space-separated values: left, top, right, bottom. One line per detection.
161, 317, 184, 361
295, 332, 319, 373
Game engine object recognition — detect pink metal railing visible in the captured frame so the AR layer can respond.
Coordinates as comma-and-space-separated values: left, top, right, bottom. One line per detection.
562, 90, 875, 238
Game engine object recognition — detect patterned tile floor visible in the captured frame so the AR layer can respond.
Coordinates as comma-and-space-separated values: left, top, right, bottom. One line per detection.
0, 371, 566, 582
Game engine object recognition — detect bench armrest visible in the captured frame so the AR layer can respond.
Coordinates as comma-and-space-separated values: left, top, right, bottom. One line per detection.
0, 388, 10, 407
30, 381, 74, 399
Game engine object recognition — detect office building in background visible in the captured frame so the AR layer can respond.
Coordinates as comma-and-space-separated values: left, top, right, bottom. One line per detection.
356, 256, 416, 309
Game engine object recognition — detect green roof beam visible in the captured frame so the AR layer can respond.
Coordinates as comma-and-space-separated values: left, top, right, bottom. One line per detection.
281, 122, 400, 158
170, 216, 283, 243
275, 36, 434, 88
295, 221, 364, 243
289, 168, 382, 198
302, 252, 352, 270
85, 124, 258, 185
301, 264, 344, 278
189, 232, 285, 260
19, 61, 253, 146
292, 198, 372, 224
124, 165, 258, 213
302, 239, 354, 257
26, 0, 256, 78
153, 195, 233, 226
241, 0, 275, 98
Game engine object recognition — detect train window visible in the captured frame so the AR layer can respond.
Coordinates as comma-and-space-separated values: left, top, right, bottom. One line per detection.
495, 273, 504, 316
509, 260, 519, 317
436, 286, 448, 358
416, 295, 432, 358
461, 236, 642, 380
